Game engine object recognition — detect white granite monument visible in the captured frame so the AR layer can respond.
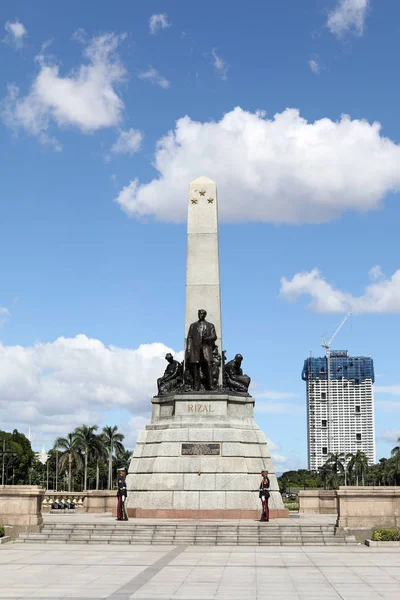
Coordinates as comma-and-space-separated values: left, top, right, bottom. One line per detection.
126, 177, 287, 518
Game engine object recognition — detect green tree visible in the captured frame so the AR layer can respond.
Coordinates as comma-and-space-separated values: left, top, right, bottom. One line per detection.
102, 426, 125, 490
347, 450, 369, 486
318, 463, 332, 490
391, 437, 400, 457
115, 448, 133, 473
93, 433, 108, 490
390, 441, 400, 485
54, 432, 82, 491
74, 425, 103, 491
278, 469, 321, 492
0, 429, 35, 484
326, 452, 345, 488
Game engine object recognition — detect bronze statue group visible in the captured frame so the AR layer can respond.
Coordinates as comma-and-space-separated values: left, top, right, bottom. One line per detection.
117, 310, 270, 523
157, 308, 251, 395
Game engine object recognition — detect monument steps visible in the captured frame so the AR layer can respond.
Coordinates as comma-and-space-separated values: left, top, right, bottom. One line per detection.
17, 522, 357, 546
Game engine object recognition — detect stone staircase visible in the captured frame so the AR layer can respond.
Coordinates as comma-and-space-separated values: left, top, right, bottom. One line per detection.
17, 522, 357, 546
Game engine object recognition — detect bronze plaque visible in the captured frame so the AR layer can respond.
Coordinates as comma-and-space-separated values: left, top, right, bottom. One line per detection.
181, 442, 221, 456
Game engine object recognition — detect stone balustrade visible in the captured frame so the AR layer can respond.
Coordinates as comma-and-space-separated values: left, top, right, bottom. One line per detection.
42, 490, 117, 513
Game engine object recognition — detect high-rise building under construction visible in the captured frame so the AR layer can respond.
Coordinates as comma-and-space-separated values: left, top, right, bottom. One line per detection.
302, 352, 375, 471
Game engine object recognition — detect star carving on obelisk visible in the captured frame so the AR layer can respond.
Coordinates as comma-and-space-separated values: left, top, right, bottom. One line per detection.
207, 198, 214, 204
191, 198, 198, 204
199, 190, 206, 196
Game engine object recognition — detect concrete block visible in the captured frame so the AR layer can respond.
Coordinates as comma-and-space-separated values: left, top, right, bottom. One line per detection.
225, 492, 260, 510
199, 457, 248, 473
199, 492, 226, 510
173, 491, 200, 510
141, 442, 181, 458
128, 491, 174, 509
185, 428, 215, 441
183, 473, 216, 491
146, 429, 189, 443
129, 473, 184, 491
216, 473, 259, 491
176, 401, 226, 417
222, 443, 262, 458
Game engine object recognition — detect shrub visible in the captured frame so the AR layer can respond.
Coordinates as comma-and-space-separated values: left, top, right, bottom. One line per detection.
0, 525, 4, 538
283, 501, 299, 511
372, 528, 400, 541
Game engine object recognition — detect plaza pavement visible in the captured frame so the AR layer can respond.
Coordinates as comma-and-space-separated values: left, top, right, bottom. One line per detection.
1, 539, 400, 600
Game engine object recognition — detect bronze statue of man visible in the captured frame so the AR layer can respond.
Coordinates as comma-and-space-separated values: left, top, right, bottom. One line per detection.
186, 309, 217, 391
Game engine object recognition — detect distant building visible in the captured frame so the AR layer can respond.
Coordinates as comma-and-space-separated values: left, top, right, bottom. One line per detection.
301, 351, 375, 471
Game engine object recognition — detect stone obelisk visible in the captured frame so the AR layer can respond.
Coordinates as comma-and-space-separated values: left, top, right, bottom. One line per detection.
126, 177, 287, 519
185, 177, 222, 374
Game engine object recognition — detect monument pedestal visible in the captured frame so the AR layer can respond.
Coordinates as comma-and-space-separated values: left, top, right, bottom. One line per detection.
126, 394, 288, 519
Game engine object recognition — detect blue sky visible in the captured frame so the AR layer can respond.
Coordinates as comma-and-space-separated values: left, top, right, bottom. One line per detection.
1, 0, 400, 470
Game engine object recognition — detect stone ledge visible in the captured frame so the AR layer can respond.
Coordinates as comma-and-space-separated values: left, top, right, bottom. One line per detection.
365, 539, 400, 547
125, 508, 289, 519
0, 536, 11, 544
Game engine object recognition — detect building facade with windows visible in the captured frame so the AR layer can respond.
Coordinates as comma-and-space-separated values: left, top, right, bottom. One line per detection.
301, 352, 375, 471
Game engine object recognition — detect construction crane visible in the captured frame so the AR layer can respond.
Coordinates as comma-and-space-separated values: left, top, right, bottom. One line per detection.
322, 312, 351, 455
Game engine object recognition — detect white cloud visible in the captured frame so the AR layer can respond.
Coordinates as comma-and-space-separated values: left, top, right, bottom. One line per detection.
327, 0, 369, 37
113, 107, 400, 224
138, 66, 170, 89
280, 267, 400, 314
111, 128, 143, 155
149, 14, 170, 35
308, 59, 320, 74
4, 19, 27, 49
375, 385, 400, 396
0, 307, 10, 327
369, 265, 384, 280
257, 391, 297, 400
376, 400, 400, 412
211, 49, 228, 80
379, 429, 400, 443
266, 439, 287, 465
0, 335, 183, 447
256, 402, 304, 415
2, 33, 126, 147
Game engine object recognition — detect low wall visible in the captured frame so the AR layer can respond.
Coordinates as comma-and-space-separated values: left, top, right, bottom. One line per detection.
336, 486, 400, 529
0, 485, 45, 534
299, 486, 400, 530
298, 490, 337, 514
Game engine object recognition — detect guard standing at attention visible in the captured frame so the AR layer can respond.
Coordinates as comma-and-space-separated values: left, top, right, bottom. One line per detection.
259, 470, 270, 522
116, 468, 128, 521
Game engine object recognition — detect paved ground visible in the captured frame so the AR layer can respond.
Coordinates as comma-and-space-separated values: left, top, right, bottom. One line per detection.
1, 541, 400, 600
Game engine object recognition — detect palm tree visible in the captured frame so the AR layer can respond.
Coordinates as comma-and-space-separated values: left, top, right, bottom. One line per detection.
116, 448, 133, 473
391, 440, 400, 485
343, 452, 354, 486
326, 452, 345, 487
54, 432, 82, 492
348, 450, 369, 486
319, 463, 332, 490
391, 437, 400, 457
93, 434, 108, 490
74, 425, 102, 491
102, 426, 125, 490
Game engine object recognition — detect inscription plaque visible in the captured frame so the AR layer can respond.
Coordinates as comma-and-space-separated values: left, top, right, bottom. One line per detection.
181, 442, 221, 456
